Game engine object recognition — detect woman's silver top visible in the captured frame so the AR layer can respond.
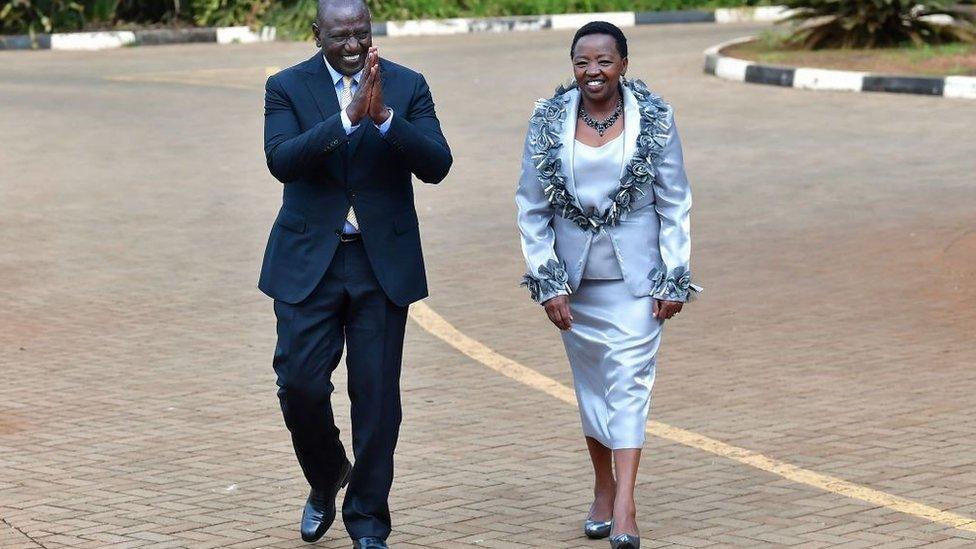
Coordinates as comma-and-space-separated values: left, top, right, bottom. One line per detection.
573, 134, 625, 280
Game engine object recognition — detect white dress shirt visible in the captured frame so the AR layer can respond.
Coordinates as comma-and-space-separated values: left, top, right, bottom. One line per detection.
323, 56, 394, 234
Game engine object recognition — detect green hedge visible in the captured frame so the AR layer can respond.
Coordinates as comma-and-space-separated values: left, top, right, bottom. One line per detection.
366, 0, 766, 20
1, 0, 766, 35
1, 0, 193, 34
269, 0, 771, 40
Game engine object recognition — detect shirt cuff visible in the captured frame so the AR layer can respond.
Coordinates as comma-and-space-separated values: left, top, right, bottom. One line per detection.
340, 108, 359, 135
374, 109, 394, 135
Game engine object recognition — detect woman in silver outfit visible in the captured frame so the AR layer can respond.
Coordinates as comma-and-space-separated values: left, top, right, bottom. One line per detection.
515, 22, 699, 549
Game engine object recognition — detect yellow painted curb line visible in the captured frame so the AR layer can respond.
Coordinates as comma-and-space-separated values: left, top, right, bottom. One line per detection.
409, 301, 976, 533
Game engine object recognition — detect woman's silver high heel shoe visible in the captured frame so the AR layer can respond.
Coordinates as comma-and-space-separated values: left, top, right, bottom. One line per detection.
609, 533, 640, 549
584, 501, 613, 539
584, 517, 613, 539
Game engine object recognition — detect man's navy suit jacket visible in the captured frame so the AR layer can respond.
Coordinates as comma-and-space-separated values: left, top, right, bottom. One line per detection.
259, 54, 452, 307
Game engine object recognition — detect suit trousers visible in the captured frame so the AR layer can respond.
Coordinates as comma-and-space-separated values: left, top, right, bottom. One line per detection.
272, 238, 408, 539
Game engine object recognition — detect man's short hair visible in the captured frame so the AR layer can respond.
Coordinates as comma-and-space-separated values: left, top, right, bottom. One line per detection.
317, 0, 369, 22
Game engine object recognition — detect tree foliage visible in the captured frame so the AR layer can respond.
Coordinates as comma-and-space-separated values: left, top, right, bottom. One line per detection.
190, 0, 269, 26
1, 0, 84, 34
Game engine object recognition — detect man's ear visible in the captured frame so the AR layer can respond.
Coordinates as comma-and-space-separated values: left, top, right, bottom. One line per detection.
620, 57, 629, 77
312, 23, 321, 47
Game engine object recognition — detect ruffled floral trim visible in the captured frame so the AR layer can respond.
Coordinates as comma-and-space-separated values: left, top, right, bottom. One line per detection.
521, 259, 572, 303
648, 266, 702, 302
528, 78, 672, 233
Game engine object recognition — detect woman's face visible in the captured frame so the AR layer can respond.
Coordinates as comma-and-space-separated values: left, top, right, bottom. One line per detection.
572, 34, 628, 103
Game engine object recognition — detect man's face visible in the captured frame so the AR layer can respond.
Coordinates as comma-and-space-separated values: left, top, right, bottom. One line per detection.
313, 5, 372, 76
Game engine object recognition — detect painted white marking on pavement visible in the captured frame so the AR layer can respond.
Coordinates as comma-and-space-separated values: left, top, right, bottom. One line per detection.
409, 301, 976, 533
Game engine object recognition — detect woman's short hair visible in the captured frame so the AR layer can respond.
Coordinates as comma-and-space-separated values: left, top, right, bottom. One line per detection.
570, 21, 628, 59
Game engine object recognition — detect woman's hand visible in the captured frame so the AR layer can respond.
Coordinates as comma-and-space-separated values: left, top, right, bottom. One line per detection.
543, 295, 573, 331
653, 299, 683, 320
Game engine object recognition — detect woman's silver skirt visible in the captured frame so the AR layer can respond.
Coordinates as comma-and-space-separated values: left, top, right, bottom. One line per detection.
560, 279, 662, 449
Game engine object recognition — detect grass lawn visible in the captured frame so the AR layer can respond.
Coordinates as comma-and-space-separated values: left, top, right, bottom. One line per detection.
723, 34, 976, 77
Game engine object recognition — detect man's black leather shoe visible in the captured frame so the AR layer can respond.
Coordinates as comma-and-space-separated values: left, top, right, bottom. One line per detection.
352, 537, 388, 548
300, 459, 352, 542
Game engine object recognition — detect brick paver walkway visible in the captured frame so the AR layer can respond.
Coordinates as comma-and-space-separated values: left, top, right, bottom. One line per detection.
2, 22, 975, 548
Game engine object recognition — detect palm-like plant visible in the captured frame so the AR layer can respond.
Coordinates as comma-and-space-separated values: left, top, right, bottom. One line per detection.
781, 0, 976, 49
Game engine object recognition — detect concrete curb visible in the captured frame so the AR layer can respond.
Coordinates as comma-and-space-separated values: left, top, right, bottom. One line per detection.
0, 25, 275, 51
1, 6, 790, 50
704, 37, 976, 100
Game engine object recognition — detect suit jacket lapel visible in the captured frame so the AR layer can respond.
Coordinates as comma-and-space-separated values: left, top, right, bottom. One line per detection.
620, 84, 639, 179
559, 89, 580, 208
302, 54, 342, 122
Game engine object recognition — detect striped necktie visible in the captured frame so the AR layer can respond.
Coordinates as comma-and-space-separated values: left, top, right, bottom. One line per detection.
339, 76, 358, 232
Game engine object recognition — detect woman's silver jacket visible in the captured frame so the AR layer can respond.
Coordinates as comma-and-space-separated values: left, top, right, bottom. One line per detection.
515, 82, 697, 304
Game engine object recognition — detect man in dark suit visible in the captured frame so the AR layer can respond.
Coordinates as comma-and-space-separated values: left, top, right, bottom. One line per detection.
259, 0, 451, 545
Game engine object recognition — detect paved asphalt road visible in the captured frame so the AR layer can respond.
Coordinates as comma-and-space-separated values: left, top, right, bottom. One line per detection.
2, 21, 976, 548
